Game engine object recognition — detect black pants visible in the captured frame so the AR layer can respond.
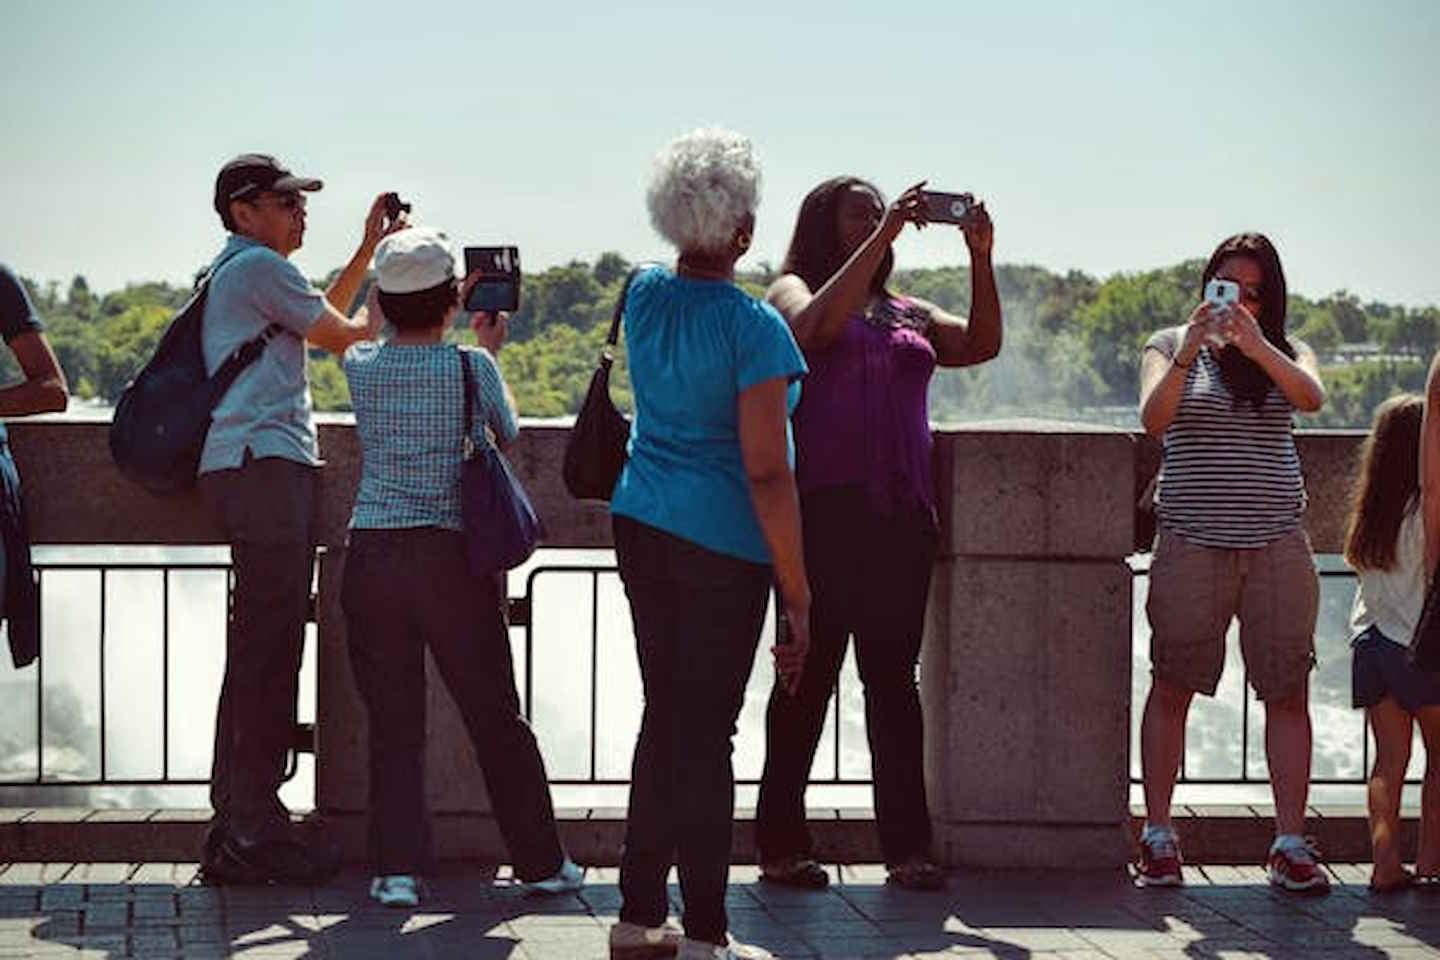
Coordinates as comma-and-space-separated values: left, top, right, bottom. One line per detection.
756, 486, 937, 866
340, 527, 565, 879
614, 516, 770, 946
199, 454, 318, 843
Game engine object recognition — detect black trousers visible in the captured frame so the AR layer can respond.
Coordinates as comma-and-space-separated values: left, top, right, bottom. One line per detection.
614, 515, 770, 946
756, 486, 937, 866
340, 527, 565, 879
199, 454, 318, 843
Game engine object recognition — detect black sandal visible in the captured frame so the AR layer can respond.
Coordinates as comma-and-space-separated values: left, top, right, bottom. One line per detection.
760, 857, 830, 889
887, 859, 946, 891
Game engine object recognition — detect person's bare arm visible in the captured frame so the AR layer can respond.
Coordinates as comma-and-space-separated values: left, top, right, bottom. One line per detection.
306, 297, 380, 357
922, 203, 1002, 367
470, 301, 517, 452
309, 194, 407, 355
1139, 312, 1220, 437
1422, 353, 1440, 571
738, 376, 811, 693
0, 332, 68, 416
767, 182, 926, 354
1216, 308, 1325, 412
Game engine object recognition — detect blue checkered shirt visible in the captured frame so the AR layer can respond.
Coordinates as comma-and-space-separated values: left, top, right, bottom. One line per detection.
344, 342, 517, 531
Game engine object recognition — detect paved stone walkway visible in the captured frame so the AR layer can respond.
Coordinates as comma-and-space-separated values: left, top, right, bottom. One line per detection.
1, 862, 1439, 958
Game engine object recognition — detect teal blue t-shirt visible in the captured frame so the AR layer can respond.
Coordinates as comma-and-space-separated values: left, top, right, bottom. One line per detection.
611, 267, 806, 564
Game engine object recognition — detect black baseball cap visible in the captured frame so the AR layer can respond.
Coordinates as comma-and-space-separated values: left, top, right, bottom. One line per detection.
213, 153, 323, 218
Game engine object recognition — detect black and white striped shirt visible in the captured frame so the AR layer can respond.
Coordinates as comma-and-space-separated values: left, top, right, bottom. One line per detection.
1147, 327, 1306, 549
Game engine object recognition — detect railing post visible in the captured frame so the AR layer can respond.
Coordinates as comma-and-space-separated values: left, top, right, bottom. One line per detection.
923, 422, 1136, 868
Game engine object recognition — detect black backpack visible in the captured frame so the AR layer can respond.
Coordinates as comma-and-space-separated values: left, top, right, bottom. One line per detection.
109, 263, 290, 494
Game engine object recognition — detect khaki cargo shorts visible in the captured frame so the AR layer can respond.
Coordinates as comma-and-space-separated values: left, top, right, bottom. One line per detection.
1146, 524, 1318, 701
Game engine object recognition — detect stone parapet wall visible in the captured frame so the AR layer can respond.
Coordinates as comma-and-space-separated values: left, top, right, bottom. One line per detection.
5, 420, 1368, 866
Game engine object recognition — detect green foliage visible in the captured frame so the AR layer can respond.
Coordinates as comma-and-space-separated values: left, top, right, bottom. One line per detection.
14, 258, 1438, 429
1307, 360, 1427, 428
308, 352, 352, 411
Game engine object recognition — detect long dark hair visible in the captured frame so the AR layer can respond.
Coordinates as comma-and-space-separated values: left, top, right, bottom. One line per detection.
1343, 393, 1423, 572
779, 176, 893, 294
1201, 232, 1295, 407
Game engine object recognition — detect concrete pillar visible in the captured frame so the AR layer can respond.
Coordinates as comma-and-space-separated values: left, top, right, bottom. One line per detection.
923, 421, 1136, 868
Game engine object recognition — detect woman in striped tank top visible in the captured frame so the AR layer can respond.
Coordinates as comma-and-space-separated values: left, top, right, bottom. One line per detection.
1133, 234, 1329, 893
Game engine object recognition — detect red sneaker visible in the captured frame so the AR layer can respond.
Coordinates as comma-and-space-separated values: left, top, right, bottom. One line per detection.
1267, 837, 1330, 894
1136, 830, 1183, 887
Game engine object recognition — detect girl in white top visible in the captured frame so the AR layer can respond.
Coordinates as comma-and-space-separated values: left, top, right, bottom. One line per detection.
1344, 393, 1440, 891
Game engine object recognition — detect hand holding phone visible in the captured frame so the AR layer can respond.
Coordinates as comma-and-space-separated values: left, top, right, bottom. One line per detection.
470, 310, 509, 354
1204, 279, 1240, 313
463, 246, 521, 313
1202, 279, 1240, 348
919, 190, 975, 225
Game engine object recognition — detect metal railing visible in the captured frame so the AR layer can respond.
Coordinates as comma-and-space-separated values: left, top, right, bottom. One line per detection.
517, 564, 868, 787
5, 553, 1395, 795
1133, 564, 1408, 787
10, 555, 319, 789
2, 555, 868, 792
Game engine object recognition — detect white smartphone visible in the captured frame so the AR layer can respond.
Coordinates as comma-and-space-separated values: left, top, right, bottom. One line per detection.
1204, 279, 1240, 311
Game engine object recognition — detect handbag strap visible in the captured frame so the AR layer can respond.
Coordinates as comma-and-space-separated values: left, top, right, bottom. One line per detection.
458, 347, 477, 459
601, 263, 660, 360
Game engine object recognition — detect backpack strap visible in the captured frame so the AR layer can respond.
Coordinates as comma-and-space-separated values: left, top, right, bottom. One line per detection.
203, 246, 305, 377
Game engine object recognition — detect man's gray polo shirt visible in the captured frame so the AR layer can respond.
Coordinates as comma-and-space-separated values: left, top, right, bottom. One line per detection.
199, 235, 328, 474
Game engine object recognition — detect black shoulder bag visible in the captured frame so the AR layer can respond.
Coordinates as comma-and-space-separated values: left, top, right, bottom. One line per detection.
562, 264, 651, 500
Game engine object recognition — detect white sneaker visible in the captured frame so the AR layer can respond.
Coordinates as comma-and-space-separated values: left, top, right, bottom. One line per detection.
676, 936, 773, 960
525, 856, 586, 894
608, 920, 684, 959
368, 874, 421, 908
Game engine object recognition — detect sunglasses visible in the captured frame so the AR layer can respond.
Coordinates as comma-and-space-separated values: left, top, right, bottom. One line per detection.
247, 192, 306, 212
1216, 276, 1263, 302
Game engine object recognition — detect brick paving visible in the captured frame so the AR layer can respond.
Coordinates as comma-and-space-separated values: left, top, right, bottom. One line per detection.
1, 861, 1439, 958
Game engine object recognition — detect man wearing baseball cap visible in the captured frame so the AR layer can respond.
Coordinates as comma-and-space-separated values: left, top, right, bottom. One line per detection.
198, 153, 404, 885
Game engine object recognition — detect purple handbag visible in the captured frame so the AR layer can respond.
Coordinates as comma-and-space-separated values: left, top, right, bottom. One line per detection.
458, 348, 543, 577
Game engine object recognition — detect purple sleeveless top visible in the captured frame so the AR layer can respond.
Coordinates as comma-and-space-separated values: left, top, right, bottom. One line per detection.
793, 297, 937, 515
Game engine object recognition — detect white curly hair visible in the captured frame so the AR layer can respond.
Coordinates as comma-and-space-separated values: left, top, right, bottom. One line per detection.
645, 127, 761, 255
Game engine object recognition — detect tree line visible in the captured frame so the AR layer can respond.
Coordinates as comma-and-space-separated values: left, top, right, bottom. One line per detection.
16, 258, 1439, 429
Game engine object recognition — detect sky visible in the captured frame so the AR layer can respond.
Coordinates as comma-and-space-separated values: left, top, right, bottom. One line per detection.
3, 0, 1438, 306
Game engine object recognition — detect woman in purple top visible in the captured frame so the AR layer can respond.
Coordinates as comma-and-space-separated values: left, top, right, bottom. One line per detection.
756, 177, 1001, 890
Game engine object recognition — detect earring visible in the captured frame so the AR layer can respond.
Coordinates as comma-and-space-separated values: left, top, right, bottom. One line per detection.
735, 231, 752, 253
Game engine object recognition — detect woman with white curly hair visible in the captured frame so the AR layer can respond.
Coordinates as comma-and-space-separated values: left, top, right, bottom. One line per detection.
606, 128, 810, 960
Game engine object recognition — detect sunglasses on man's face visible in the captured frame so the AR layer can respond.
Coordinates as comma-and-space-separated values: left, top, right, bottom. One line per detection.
248, 192, 305, 212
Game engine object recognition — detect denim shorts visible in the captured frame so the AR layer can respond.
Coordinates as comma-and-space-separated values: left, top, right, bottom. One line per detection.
1351, 625, 1440, 712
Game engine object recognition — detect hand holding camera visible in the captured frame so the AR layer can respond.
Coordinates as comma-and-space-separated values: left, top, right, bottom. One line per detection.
460, 268, 510, 354
462, 246, 522, 314
363, 192, 410, 250
880, 181, 930, 242
471, 309, 509, 355
914, 188, 992, 255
